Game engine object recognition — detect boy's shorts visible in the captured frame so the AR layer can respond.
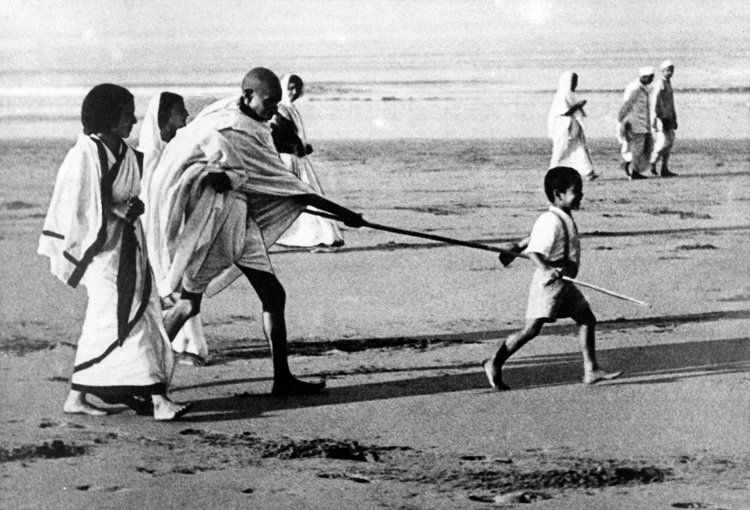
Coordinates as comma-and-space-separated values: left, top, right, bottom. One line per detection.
525, 269, 594, 323
182, 192, 274, 294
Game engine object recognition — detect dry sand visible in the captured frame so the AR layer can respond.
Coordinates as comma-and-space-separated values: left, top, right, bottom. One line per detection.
1, 138, 749, 509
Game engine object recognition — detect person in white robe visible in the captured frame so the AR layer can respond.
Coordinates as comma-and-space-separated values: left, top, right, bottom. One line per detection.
272, 74, 344, 250
38, 84, 190, 420
139, 91, 210, 366
144, 68, 363, 396
618, 67, 655, 180
547, 72, 597, 181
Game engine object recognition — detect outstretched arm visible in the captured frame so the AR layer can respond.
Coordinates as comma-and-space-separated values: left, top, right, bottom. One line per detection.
302, 194, 363, 227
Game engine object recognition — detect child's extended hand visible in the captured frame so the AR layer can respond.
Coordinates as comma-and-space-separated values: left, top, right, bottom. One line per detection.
498, 243, 523, 267
542, 267, 563, 286
125, 197, 145, 222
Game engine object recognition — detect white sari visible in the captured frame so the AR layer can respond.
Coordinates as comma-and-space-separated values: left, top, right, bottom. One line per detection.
547, 72, 595, 178
138, 93, 208, 361
275, 75, 344, 248
38, 134, 173, 397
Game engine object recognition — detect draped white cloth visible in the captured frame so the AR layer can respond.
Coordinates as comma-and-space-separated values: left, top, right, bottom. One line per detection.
547, 72, 594, 178
275, 75, 344, 248
138, 93, 208, 360
143, 96, 315, 298
38, 134, 173, 395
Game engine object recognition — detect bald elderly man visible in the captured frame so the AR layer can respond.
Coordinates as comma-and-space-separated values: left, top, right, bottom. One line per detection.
618, 67, 655, 180
145, 67, 363, 396
650, 60, 678, 177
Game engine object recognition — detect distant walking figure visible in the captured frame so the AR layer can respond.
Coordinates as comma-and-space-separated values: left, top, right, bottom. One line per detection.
618, 67, 655, 180
272, 74, 344, 250
548, 72, 597, 181
649, 60, 678, 177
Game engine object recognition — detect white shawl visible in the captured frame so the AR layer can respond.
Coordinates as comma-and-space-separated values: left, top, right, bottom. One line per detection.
38, 134, 141, 287
145, 97, 315, 297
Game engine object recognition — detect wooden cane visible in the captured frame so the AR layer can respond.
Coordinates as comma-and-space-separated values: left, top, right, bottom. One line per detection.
304, 209, 650, 307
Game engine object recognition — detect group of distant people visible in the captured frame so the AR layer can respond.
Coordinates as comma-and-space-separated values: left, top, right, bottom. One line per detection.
547, 60, 679, 181
38, 68, 361, 420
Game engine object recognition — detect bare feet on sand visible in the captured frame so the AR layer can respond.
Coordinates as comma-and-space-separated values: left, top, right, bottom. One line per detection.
63, 391, 108, 416
583, 369, 623, 385
482, 359, 511, 391
175, 351, 209, 367
152, 396, 192, 421
271, 377, 326, 397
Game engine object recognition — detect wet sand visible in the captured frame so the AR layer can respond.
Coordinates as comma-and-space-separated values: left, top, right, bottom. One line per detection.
1, 137, 749, 509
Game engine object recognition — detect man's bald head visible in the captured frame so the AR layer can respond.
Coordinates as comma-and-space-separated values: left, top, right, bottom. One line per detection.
241, 67, 281, 97
239, 67, 283, 121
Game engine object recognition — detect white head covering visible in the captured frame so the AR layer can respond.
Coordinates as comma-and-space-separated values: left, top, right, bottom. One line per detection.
138, 93, 167, 220
639, 66, 655, 77
547, 71, 582, 137
660, 59, 674, 70
138, 93, 165, 163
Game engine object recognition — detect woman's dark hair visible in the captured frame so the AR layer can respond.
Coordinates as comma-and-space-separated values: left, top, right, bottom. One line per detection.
157, 92, 184, 129
81, 83, 133, 135
287, 74, 304, 90
544, 166, 582, 202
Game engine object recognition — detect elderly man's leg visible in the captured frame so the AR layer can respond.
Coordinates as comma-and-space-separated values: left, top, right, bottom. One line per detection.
240, 266, 325, 395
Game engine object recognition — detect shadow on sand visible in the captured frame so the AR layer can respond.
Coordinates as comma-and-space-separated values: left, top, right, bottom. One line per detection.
176, 326, 749, 424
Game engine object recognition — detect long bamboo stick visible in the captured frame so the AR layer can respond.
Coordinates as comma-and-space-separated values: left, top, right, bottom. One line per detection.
304, 209, 650, 307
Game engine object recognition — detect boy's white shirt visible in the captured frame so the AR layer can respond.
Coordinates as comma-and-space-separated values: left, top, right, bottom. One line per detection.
524, 205, 581, 266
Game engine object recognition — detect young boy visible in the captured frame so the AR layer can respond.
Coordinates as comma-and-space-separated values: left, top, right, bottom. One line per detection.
484, 166, 621, 390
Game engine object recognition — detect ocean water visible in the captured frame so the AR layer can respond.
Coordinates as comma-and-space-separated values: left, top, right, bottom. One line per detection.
1, 0, 748, 140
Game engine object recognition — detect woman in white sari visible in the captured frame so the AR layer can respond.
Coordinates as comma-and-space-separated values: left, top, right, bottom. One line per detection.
272, 74, 344, 250
38, 84, 190, 421
547, 72, 597, 180
139, 92, 210, 367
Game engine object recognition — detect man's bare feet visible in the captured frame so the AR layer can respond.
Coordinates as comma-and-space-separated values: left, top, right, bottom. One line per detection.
583, 369, 623, 385
152, 396, 192, 421
63, 391, 108, 416
271, 377, 326, 396
482, 358, 511, 391
175, 351, 208, 367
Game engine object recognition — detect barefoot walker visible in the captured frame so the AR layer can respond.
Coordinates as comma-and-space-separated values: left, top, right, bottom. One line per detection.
143, 68, 363, 396
484, 166, 622, 390
38, 84, 190, 420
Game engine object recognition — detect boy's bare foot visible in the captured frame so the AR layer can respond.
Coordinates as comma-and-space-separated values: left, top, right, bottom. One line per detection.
63, 395, 108, 416
175, 351, 208, 367
153, 399, 193, 421
583, 370, 623, 385
271, 377, 326, 396
482, 359, 510, 391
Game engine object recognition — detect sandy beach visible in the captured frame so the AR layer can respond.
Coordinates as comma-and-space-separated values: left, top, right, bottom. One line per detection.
1, 136, 749, 509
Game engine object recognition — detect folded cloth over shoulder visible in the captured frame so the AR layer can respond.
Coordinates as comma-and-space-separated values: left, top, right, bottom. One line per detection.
143, 97, 316, 298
